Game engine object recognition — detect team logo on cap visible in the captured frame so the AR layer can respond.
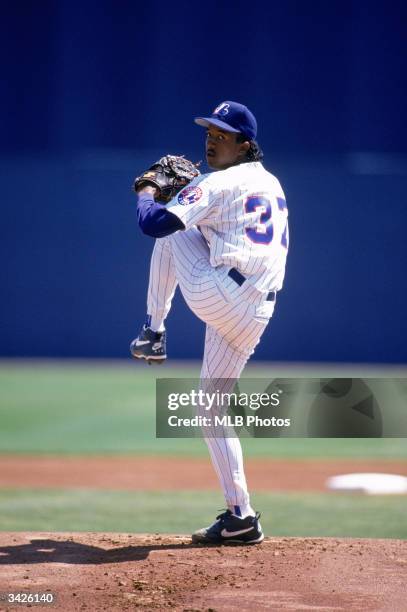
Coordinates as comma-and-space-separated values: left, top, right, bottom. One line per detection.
213, 102, 230, 116
177, 186, 203, 205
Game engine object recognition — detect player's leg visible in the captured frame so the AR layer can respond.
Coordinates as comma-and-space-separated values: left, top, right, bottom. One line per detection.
192, 322, 268, 544
132, 226, 266, 363
166, 228, 259, 337
139, 226, 210, 336
199, 322, 266, 517
166, 226, 277, 342
163, 226, 271, 517
131, 226, 225, 363
146, 238, 177, 332
137, 224, 209, 334
130, 238, 177, 363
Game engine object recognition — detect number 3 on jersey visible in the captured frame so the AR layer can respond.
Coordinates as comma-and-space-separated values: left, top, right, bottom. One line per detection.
244, 195, 288, 248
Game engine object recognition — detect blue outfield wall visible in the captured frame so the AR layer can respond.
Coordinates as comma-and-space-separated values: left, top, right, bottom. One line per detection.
1, 1, 406, 362
1, 150, 406, 362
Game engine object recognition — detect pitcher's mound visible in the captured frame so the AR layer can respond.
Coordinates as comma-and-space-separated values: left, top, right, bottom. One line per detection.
0, 532, 405, 611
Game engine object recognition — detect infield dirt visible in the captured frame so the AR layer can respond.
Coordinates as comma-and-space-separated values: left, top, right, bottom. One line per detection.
0, 532, 406, 611
1, 457, 406, 610
1, 456, 407, 491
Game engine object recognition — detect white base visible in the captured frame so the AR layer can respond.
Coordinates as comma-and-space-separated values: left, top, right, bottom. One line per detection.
326, 472, 407, 495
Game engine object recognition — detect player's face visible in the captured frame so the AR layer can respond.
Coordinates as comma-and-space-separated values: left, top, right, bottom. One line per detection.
205, 126, 250, 170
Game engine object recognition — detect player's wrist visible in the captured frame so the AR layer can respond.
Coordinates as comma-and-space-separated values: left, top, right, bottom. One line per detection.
137, 184, 159, 197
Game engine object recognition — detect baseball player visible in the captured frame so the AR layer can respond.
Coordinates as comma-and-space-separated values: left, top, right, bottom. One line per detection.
131, 101, 289, 544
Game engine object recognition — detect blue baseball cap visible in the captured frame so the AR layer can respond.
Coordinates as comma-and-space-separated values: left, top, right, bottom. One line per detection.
194, 100, 257, 141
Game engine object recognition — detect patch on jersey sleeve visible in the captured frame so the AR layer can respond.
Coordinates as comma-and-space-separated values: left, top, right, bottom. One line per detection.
177, 186, 203, 205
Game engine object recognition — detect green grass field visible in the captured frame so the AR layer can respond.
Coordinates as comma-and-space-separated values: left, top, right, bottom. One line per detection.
1, 489, 406, 538
0, 362, 406, 537
1, 362, 406, 457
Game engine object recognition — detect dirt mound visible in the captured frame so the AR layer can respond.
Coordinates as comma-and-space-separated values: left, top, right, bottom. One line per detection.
0, 532, 405, 611
1, 456, 406, 491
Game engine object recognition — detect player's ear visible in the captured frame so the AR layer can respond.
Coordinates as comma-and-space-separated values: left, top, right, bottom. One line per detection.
238, 140, 250, 158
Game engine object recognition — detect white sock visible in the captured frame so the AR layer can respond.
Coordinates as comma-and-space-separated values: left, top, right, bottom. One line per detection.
146, 315, 165, 334
150, 323, 165, 333
228, 504, 255, 519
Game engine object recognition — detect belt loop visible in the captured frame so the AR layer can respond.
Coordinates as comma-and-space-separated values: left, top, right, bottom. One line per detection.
228, 268, 245, 286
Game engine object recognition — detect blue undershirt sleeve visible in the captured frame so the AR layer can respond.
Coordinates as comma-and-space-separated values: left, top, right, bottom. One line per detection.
136, 192, 185, 238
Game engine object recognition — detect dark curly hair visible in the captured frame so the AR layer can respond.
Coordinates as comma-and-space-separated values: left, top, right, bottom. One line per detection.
236, 133, 264, 162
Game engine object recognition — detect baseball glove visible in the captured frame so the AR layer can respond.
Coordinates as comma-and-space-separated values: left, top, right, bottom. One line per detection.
133, 155, 201, 203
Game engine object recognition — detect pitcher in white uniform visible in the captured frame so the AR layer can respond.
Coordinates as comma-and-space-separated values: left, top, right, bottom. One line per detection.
131, 100, 289, 545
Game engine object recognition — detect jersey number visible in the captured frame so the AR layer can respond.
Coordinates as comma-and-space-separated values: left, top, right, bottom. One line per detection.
244, 195, 288, 247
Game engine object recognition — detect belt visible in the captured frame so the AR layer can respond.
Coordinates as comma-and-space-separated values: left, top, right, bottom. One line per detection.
228, 268, 276, 301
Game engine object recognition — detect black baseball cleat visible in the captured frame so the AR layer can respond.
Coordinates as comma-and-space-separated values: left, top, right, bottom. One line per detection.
130, 325, 167, 365
191, 510, 264, 545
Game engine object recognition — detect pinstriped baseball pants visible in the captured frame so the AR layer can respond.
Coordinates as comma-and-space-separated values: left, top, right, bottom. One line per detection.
147, 227, 275, 512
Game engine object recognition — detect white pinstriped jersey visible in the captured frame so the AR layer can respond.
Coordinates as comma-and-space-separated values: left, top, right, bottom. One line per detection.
167, 161, 289, 293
